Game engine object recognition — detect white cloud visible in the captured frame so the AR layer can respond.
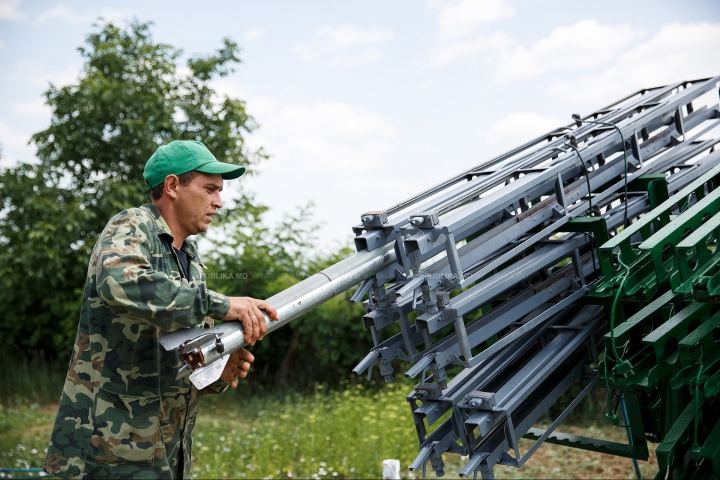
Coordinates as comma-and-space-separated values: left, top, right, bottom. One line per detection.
245, 28, 264, 40
233, 96, 410, 247
424, 0, 515, 66
428, 20, 636, 72
314, 24, 393, 48
415, 80, 434, 93
432, 0, 514, 39
0, 0, 25, 21
327, 48, 383, 67
495, 20, 636, 81
0, 121, 35, 169
263, 102, 397, 144
34, 4, 130, 25
547, 22, 720, 105
12, 97, 50, 117
7, 60, 80, 88
295, 24, 393, 67
485, 112, 565, 148
0, 122, 30, 149
428, 31, 512, 67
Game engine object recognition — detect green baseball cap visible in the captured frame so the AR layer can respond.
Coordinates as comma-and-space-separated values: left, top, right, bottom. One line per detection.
143, 140, 246, 189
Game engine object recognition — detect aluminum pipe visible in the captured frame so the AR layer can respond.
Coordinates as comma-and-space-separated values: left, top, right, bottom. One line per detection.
159, 243, 397, 389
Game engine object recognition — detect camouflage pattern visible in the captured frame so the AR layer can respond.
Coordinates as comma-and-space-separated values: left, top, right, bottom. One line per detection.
44, 204, 231, 479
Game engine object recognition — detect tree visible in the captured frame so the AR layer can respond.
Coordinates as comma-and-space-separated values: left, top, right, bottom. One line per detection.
204, 202, 371, 390
0, 20, 264, 357
0, 20, 376, 391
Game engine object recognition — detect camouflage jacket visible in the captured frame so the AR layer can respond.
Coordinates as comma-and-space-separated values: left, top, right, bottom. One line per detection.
44, 203, 231, 479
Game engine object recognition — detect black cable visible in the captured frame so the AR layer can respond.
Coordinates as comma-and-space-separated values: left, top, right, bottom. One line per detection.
573, 114, 631, 229
565, 134, 593, 216
565, 134, 598, 274
611, 391, 630, 428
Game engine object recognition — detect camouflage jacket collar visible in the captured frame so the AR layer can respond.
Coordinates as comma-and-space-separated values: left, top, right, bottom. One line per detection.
140, 203, 197, 259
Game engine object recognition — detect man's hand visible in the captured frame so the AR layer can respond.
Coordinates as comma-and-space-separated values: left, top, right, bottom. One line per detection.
220, 348, 254, 389
222, 297, 279, 345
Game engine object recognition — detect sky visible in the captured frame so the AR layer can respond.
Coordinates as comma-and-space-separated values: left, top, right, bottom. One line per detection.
1, 0, 719, 251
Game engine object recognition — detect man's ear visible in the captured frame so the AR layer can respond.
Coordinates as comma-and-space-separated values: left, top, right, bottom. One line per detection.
164, 175, 180, 199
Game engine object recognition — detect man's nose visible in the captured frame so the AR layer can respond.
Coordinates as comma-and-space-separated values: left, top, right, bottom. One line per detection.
212, 192, 223, 209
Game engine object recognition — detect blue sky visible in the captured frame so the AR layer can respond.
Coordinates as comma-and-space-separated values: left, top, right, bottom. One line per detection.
1, 0, 719, 249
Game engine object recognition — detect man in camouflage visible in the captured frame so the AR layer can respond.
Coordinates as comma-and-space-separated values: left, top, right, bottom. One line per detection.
44, 140, 277, 478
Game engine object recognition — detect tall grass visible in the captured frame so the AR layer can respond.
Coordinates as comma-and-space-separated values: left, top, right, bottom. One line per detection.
0, 350, 66, 407
0, 371, 657, 479
0, 354, 654, 479
193, 381, 421, 479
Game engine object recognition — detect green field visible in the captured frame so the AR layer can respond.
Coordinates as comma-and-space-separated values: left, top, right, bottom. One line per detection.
1, 377, 659, 479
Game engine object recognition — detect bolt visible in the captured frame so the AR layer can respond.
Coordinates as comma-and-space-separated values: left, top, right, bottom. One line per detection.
469, 399, 483, 408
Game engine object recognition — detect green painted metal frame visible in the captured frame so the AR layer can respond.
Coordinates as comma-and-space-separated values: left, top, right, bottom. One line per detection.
583, 163, 720, 479
595, 163, 720, 302
522, 427, 648, 460
673, 212, 720, 302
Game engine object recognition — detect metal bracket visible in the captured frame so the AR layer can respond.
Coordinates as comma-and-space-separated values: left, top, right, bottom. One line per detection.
360, 210, 388, 227
409, 211, 440, 229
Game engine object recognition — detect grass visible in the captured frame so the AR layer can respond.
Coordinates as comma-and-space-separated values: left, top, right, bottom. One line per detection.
0, 402, 57, 476
0, 351, 66, 407
192, 383, 421, 479
0, 376, 660, 479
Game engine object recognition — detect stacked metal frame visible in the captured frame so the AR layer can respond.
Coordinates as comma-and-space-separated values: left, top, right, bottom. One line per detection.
161, 76, 720, 479
349, 76, 720, 479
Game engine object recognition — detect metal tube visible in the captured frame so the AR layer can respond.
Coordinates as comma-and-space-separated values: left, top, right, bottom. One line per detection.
160, 243, 397, 389
621, 393, 643, 480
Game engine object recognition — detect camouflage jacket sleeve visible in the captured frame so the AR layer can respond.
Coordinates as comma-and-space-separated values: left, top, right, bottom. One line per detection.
201, 380, 230, 397
95, 208, 230, 331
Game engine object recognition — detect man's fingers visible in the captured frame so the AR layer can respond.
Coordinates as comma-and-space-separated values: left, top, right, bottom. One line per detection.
251, 305, 267, 339
250, 309, 260, 343
240, 312, 256, 344
226, 298, 276, 343
221, 369, 240, 387
241, 307, 260, 344
235, 348, 255, 363
256, 301, 278, 320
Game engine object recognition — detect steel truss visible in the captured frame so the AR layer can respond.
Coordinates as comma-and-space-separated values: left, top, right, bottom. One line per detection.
350, 77, 720, 478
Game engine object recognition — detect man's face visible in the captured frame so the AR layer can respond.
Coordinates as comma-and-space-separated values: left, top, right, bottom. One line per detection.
175, 172, 224, 235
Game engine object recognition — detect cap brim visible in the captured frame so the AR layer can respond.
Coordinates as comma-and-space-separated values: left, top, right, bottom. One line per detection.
195, 162, 246, 180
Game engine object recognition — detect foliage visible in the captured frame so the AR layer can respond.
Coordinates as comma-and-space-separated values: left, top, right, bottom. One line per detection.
0, 18, 374, 392
205, 201, 372, 390
0, 20, 263, 356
